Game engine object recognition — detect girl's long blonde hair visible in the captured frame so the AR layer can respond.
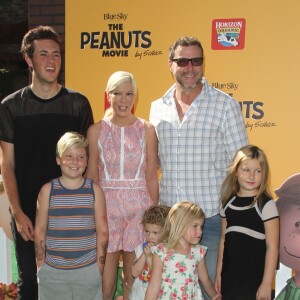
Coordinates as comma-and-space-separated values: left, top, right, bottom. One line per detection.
160, 201, 205, 250
220, 145, 272, 208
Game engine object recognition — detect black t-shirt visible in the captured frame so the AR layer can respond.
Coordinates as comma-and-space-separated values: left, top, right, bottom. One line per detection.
0, 86, 94, 220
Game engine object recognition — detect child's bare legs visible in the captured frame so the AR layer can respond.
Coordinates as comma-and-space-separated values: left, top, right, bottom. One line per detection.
103, 251, 121, 300
122, 251, 135, 300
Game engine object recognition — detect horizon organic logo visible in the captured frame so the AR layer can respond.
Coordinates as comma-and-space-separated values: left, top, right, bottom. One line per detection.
211, 18, 246, 50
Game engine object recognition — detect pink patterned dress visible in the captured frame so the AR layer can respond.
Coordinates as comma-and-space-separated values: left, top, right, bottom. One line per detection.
98, 118, 153, 253
153, 243, 207, 299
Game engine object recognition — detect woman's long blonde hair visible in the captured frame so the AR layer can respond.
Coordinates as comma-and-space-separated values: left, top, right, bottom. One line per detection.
160, 201, 205, 250
220, 145, 272, 208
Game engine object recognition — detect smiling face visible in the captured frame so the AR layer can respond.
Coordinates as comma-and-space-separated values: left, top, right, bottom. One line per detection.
107, 81, 135, 120
182, 218, 204, 245
236, 158, 263, 197
56, 146, 88, 180
25, 39, 61, 85
279, 205, 300, 272
169, 45, 203, 91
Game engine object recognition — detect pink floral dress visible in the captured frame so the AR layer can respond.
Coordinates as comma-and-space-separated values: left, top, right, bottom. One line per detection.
98, 118, 153, 253
153, 243, 207, 300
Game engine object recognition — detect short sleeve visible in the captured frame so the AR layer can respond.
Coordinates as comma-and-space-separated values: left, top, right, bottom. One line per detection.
262, 199, 279, 221
152, 243, 166, 261
78, 97, 94, 136
134, 243, 144, 259
0, 97, 15, 142
199, 245, 207, 260
219, 207, 226, 218
199, 245, 207, 254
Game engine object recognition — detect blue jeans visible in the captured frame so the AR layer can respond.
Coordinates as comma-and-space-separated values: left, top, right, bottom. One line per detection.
200, 214, 221, 300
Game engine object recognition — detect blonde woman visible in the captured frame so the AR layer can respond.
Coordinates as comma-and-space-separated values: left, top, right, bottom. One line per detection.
86, 71, 159, 300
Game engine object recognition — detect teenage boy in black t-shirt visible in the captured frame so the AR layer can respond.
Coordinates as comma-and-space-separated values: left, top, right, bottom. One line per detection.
0, 25, 94, 300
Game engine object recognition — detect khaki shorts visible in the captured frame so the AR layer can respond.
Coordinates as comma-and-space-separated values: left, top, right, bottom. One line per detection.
37, 262, 102, 300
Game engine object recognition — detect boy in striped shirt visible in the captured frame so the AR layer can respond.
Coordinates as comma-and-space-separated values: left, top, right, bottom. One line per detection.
34, 132, 108, 300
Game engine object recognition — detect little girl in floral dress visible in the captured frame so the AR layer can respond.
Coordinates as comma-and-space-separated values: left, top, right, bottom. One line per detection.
145, 201, 221, 300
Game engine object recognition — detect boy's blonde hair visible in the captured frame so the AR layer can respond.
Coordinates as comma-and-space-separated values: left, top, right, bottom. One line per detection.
56, 132, 88, 158
142, 205, 170, 227
161, 201, 205, 249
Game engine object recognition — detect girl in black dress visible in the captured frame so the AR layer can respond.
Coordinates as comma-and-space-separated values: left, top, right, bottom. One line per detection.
215, 145, 279, 300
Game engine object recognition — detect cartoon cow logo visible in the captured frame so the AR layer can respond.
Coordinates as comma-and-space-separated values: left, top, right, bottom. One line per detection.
217, 33, 239, 47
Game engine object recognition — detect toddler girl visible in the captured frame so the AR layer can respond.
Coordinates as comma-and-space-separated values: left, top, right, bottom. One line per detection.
130, 205, 170, 299
145, 201, 221, 300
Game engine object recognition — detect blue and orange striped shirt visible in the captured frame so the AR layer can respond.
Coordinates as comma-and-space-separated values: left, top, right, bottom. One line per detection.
45, 178, 96, 270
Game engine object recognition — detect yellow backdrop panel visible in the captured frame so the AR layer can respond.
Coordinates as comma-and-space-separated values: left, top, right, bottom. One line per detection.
65, 0, 300, 191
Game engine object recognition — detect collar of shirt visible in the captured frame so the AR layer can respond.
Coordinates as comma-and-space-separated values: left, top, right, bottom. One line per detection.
161, 77, 209, 121
162, 77, 208, 107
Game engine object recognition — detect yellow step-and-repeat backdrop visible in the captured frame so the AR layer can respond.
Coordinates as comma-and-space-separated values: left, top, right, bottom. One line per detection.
65, 0, 300, 191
